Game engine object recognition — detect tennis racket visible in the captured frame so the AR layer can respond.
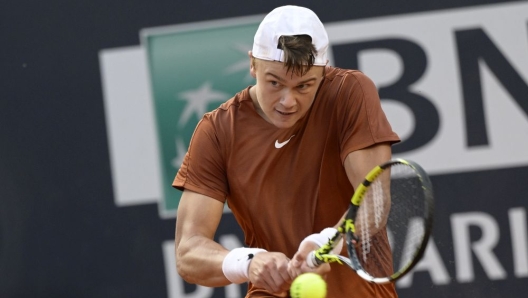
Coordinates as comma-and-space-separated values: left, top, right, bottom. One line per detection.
307, 158, 434, 283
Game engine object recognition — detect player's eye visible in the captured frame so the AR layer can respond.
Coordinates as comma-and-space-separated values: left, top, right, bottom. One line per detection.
270, 81, 280, 87
298, 83, 312, 92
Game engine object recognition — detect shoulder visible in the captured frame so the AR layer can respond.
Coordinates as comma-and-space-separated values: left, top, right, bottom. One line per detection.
319, 67, 378, 100
202, 87, 251, 123
324, 67, 376, 88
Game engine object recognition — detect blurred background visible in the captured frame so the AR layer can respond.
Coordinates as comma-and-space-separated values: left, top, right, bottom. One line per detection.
2, 0, 528, 297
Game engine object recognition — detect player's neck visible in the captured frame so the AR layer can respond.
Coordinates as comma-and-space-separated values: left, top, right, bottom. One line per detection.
248, 86, 266, 120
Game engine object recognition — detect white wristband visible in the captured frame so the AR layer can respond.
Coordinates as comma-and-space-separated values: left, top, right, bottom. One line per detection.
301, 227, 343, 254
222, 247, 267, 284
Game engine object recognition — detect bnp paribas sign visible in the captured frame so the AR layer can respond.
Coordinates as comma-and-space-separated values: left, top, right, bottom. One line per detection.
103, 2, 528, 220
140, 17, 260, 216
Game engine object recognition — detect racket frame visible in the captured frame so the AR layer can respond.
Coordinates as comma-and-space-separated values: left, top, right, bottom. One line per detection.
309, 158, 434, 284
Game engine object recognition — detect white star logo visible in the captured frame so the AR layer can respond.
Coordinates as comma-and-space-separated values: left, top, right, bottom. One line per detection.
176, 82, 229, 127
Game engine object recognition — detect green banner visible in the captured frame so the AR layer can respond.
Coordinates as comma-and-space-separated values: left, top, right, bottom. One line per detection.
142, 17, 261, 216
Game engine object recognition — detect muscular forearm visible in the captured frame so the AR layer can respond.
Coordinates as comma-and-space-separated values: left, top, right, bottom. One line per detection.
176, 235, 230, 287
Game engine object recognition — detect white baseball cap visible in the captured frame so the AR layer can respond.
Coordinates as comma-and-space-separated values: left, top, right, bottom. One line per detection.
252, 5, 329, 66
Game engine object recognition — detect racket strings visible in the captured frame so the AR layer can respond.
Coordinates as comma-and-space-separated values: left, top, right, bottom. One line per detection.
355, 227, 394, 277
353, 163, 428, 278
389, 164, 428, 274
372, 179, 384, 229
360, 193, 371, 262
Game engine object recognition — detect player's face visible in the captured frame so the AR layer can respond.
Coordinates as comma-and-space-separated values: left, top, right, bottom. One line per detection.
250, 57, 325, 129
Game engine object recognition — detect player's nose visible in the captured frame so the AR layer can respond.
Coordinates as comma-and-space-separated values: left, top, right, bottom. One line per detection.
280, 90, 296, 109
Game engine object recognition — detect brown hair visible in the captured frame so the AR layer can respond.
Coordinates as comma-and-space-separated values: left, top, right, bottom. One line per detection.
278, 35, 317, 76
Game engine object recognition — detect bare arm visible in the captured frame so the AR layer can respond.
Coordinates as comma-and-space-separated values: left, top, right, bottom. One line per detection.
176, 189, 294, 293
175, 189, 230, 287
343, 142, 392, 192
332, 142, 393, 227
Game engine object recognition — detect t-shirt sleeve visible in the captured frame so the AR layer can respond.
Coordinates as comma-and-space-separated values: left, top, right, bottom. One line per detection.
337, 71, 400, 162
172, 114, 228, 203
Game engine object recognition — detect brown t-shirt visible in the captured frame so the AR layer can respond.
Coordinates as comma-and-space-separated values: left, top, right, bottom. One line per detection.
173, 67, 400, 297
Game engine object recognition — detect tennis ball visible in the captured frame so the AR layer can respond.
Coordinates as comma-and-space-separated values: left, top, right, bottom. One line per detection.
290, 273, 327, 298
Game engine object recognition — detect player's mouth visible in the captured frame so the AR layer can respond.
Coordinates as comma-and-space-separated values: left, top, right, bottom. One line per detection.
276, 110, 295, 116
273, 109, 299, 128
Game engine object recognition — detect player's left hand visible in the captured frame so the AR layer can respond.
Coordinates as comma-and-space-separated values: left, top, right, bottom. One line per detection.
288, 241, 331, 277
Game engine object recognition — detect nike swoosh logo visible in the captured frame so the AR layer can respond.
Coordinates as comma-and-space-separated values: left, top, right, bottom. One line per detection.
275, 135, 295, 149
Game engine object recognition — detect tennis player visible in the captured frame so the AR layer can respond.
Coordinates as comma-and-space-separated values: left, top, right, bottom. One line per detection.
173, 5, 400, 297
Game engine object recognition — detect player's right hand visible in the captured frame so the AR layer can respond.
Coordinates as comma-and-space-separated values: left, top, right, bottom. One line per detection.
247, 251, 294, 295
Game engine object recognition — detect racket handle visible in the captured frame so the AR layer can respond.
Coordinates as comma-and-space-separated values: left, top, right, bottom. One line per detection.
306, 251, 322, 268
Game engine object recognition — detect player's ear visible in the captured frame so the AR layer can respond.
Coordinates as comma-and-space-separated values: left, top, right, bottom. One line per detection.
248, 51, 257, 78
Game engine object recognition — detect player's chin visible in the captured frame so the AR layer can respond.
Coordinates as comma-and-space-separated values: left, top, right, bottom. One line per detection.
272, 121, 296, 129
271, 114, 299, 128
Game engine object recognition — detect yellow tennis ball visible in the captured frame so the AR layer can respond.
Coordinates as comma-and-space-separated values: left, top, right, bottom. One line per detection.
290, 273, 327, 298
